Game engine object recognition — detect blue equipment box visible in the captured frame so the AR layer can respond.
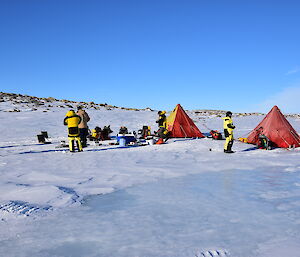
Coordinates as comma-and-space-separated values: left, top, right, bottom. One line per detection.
116, 134, 136, 144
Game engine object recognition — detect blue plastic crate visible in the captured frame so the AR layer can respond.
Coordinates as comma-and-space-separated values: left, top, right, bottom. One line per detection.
116, 134, 136, 145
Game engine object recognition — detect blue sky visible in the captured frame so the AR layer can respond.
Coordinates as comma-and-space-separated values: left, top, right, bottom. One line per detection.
1, 0, 300, 113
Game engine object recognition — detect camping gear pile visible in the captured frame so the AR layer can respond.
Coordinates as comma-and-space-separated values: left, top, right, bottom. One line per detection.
89, 125, 113, 141
210, 130, 223, 140
137, 126, 151, 139
37, 131, 51, 144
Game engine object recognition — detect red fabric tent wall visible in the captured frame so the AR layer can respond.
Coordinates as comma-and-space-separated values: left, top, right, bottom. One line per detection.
167, 104, 204, 138
247, 106, 300, 148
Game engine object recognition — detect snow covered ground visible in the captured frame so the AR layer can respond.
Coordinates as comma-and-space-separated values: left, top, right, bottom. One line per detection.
1, 101, 300, 256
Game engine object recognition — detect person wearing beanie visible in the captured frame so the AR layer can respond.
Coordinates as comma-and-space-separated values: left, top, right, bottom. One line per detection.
222, 111, 235, 153
156, 111, 169, 144
63, 110, 83, 152
76, 106, 90, 147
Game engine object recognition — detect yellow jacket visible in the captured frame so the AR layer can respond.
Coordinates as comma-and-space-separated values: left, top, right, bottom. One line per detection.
156, 111, 167, 128
222, 117, 235, 134
91, 129, 96, 137
91, 129, 99, 138
64, 110, 82, 128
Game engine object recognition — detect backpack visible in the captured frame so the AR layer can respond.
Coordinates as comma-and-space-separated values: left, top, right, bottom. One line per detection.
210, 130, 223, 140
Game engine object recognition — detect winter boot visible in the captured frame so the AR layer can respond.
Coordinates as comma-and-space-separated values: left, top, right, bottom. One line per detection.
69, 138, 75, 152
226, 142, 234, 153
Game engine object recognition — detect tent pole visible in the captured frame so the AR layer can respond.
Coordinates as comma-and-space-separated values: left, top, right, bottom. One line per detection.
180, 125, 188, 138
290, 130, 300, 146
278, 111, 300, 147
276, 130, 290, 148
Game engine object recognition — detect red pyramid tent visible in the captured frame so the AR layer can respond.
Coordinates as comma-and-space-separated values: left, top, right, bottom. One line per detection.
247, 106, 300, 148
166, 104, 204, 138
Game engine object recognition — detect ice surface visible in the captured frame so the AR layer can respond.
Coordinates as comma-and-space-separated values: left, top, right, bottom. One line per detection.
1, 169, 300, 256
1, 102, 300, 256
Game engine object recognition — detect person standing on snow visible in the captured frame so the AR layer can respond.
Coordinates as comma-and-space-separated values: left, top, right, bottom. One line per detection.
222, 111, 235, 153
64, 110, 83, 152
156, 110, 169, 144
76, 106, 90, 147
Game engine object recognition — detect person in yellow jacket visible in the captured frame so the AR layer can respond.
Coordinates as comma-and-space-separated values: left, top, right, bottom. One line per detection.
90, 126, 101, 141
222, 111, 235, 153
156, 111, 169, 144
63, 110, 83, 152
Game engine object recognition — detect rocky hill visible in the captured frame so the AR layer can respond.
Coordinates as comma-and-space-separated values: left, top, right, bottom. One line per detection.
0, 92, 153, 113
1, 92, 299, 119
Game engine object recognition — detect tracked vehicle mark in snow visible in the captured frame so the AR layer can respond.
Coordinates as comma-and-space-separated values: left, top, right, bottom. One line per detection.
0, 201, 52, 216
196, 249, 230, 257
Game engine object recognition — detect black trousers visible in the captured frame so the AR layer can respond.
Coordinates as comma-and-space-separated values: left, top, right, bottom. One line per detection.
79, 128, 89, 147
157, 127, 169, 139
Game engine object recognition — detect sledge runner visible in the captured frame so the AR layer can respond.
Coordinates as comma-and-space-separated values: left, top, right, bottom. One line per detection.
222, 111, 235, 153
63, 110, 83, 152
156, 111, 169, 144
